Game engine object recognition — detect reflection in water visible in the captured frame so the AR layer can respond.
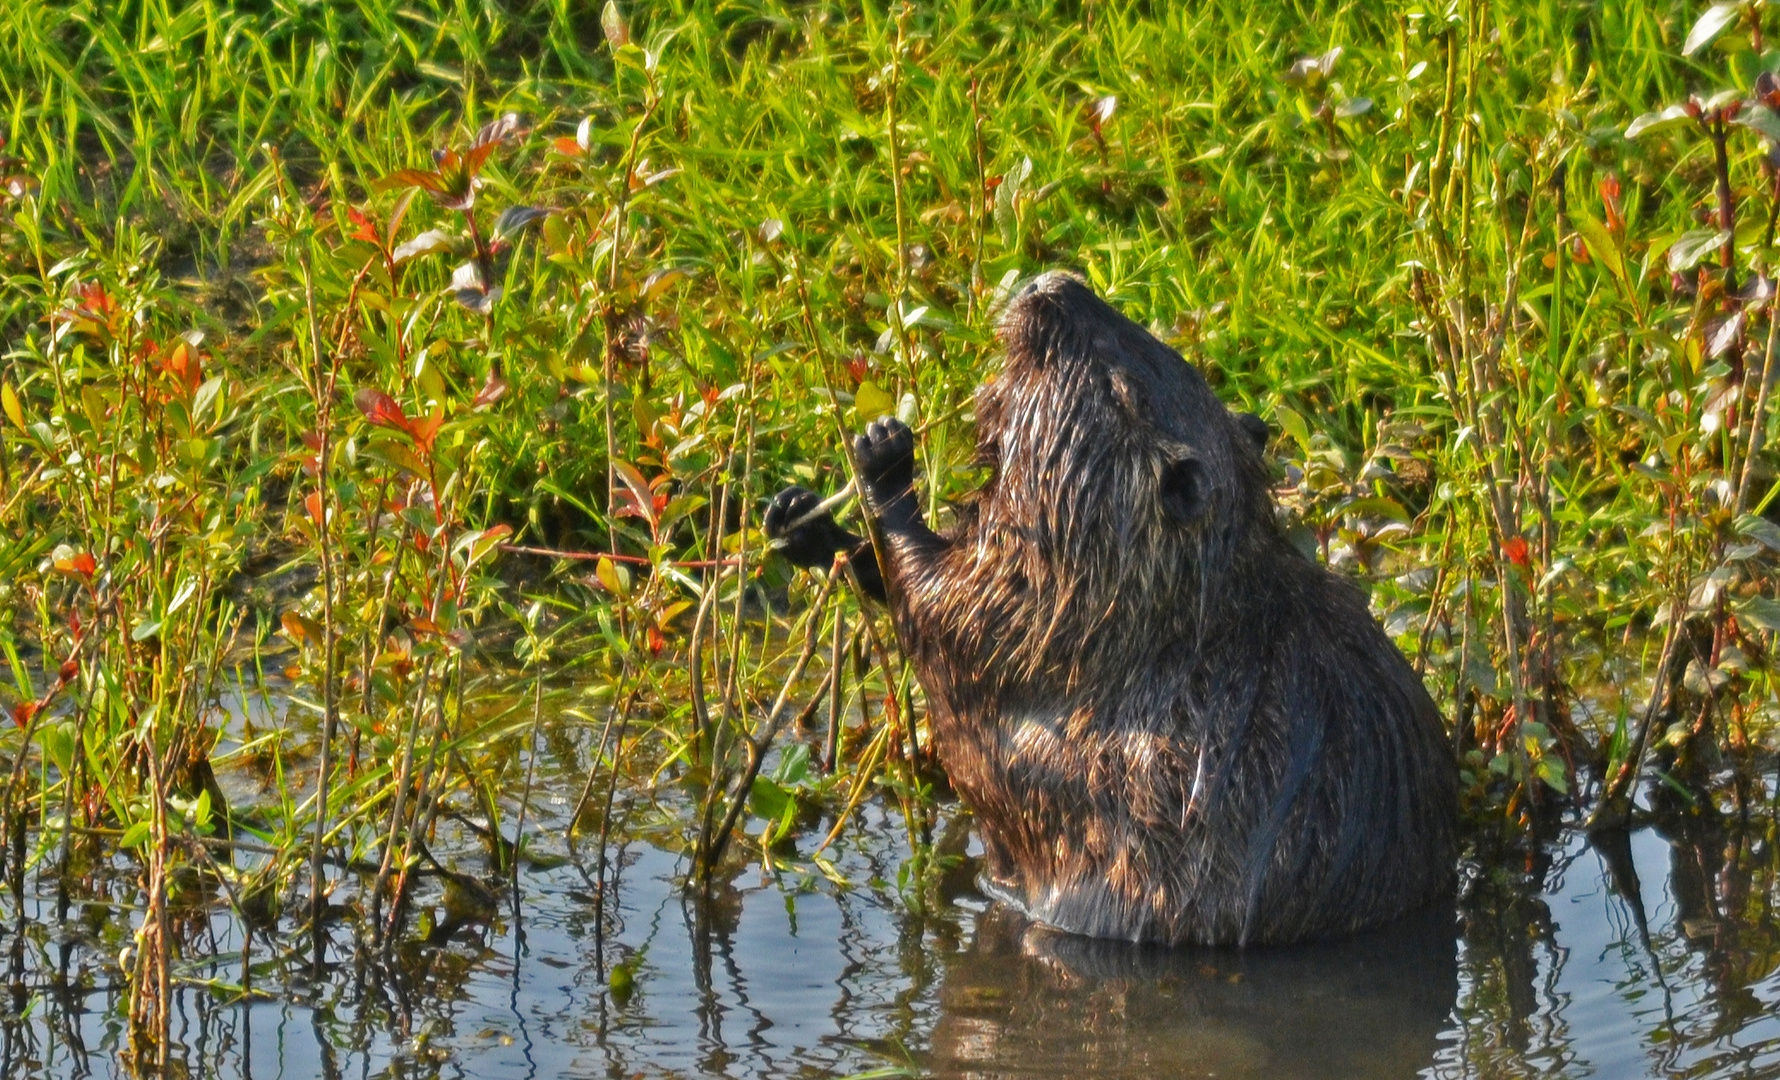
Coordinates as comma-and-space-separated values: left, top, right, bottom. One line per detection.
1435, 810, 1780, 1079
10, 781, 1780, 1077
926, 904, 1456, 1080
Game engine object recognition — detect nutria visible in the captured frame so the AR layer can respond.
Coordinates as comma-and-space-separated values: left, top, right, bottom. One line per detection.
766, 272, 1457, 946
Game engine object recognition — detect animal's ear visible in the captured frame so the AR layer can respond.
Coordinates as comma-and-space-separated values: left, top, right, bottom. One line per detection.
1159, 454, 1205, 524
1236, 412, 1269, 452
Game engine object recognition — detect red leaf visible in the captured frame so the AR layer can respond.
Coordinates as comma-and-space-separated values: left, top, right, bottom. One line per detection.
472, 371, 508, 409
162, 340, 202, 396
612, 460, 658, 527
54, 552, 96, 577
58, 656, 79, 683
305, 491, 325, 525
1600, 172, 1624, 234
462, 140, 501, 177
281, 610, 322, 646
407, 407, 444, 453
552, 136, 585, 158
346, 206, 380, 243
1502, 536, 1530, 568
11, 702, 36, 729
647, 625, 666, 657
375, 168, 447, 194
54, 281, 121, 342
354, 387, 410, 431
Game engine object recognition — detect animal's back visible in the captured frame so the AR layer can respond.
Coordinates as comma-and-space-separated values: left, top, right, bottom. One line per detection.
924, 542, 1456, 946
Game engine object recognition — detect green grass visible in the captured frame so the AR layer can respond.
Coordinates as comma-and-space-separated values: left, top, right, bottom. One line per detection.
0, 0, 1776, 1066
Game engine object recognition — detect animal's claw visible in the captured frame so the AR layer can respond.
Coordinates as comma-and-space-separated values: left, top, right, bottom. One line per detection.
765, 485, 852, 569
765, 485, 824, 540
854, 417, 916, 509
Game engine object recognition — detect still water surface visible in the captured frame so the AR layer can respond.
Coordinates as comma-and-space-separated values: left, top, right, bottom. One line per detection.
8, 728, 1780, 1079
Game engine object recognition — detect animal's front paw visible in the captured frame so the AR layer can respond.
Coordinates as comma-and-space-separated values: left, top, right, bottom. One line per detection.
854, 417, 916, 512
764, 485, 855, 569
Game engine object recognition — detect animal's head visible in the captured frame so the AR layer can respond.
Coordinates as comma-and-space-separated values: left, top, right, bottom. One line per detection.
973, 272, 1276, 630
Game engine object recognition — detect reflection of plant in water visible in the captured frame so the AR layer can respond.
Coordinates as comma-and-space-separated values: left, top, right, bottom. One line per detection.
10, 0, 1780, 1075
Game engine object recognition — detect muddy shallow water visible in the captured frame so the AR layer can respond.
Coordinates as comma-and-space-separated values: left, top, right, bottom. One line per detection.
6, 699, 1780, 1079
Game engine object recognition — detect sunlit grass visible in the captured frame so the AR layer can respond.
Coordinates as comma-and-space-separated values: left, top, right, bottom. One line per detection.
1, 0, 1778, 1068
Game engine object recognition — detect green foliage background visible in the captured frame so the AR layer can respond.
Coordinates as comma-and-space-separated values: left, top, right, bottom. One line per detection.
2, 0, 1780, 1059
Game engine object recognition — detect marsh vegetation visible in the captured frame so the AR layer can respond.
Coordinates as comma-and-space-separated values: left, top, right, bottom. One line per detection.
4, 0, 1780, 1075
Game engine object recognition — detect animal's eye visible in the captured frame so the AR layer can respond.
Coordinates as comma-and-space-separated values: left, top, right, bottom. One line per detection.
1159, 456, 1204, 523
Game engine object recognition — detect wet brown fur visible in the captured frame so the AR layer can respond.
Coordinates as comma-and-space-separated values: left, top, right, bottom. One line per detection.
782, 272, 1457, 946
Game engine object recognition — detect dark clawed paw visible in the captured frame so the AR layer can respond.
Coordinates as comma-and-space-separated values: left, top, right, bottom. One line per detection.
764, 485, 825, 540
765, 485, 849, 570
854, 417, 915, 503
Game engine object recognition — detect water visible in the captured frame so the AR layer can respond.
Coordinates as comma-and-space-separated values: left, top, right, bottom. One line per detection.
7, 707, 1780, 1079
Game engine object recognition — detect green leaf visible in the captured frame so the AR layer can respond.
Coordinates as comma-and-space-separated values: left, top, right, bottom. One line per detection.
1570, 207, 1626, 286
392, 228, 456, 265
748, 776, 791, 821
361, 437, 429, 478
1735, 594, 1780, 632
854, 380, 896, 422
608, 961, 635, 1004
1734, 104, 1780, 144
1737, 513, 1780, 552
1342, 496, 1410, 523
1684, 3, 1745, 56
772, 743, 811, 788
1668, 228, 1731, 272
39, 721, 74, 773
1625, 104, 1692, 139
896, 392, 918, 426
166, 576, 199, 617
493, 205, 549, 243
120, 820, 152, 849
601, 1, 629, 47
595, 556, 631, 598
1272, 404, 1311, 452
190, 375, 224, 425
1, 382, 23, 431
1534, 756, 1570, 795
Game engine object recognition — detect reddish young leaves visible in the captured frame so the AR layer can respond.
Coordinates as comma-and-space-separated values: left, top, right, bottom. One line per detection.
358, 386, 448, 455
407, 408, 444, 453
52, 280, 123, 343
53, 552, 96, 578
375, 114, 523, 212
471, 371, 509, 409
346, 206, 381, 244
160, 339, 203, 398
355, 387, 410, 431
